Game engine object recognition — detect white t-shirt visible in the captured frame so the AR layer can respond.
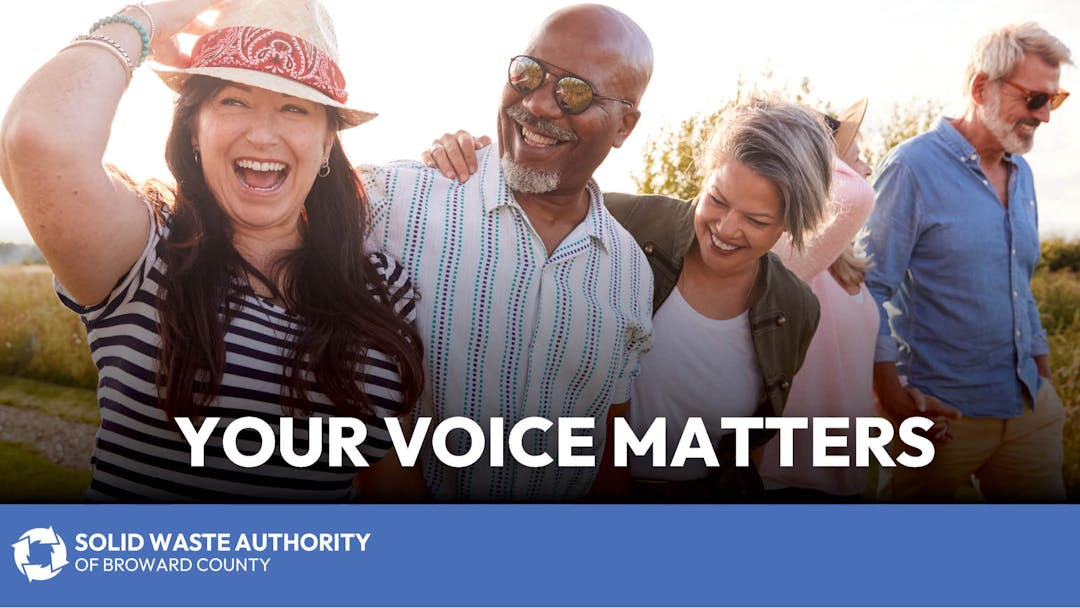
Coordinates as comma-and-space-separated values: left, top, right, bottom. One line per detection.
629, 286, 761, 481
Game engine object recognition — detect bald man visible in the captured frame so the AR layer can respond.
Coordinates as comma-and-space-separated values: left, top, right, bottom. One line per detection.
360, 5, 656, 501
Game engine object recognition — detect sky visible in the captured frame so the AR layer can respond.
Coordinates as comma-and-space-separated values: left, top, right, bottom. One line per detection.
0, 0, 1077, 244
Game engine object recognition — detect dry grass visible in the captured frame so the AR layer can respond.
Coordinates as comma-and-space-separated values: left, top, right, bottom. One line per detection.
0, 265, 96, 388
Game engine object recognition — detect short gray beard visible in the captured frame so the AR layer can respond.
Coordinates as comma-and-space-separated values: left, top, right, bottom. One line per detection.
980, 90, 1035, 154
501, 152, 560, 194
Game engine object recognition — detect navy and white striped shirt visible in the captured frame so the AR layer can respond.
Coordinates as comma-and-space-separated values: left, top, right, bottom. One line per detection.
57, 210, 415, 502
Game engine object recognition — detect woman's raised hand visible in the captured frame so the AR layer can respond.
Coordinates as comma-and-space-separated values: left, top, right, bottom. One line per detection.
144, 0, 232, 68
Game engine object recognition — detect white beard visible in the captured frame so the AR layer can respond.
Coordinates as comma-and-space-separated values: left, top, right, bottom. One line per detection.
501, 153, 560, 194
980, 91, 1035, 154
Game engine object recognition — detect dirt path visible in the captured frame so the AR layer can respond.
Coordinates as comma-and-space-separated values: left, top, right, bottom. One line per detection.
0, 404, 95, 470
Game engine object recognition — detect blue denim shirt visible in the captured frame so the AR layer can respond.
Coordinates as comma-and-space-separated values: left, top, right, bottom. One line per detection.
864, 118, 1048, 418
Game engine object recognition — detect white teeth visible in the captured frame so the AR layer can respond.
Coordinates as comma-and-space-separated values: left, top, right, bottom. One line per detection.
522, 127, 558, 146
236, 159, 287, 172
711, 232, 738, 251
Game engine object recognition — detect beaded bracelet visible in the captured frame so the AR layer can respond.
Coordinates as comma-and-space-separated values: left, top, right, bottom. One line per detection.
124, 3, 156, 46
62, 38, 133, 85
89, 14, 149, 67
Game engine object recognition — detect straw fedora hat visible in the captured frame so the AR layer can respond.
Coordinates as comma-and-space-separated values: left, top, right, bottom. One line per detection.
833, 98, 867, 158
152, 0, 375, 128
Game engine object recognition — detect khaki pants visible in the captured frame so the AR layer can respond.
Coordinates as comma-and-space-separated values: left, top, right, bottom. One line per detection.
880, 378, 1067, 502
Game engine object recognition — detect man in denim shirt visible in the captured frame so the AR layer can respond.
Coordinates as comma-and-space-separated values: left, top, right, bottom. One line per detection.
865, 23, 1072, 501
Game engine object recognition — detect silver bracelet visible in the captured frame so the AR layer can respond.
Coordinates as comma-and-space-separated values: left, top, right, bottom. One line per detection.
124, 2, 157, 45
65, 35, 135, 83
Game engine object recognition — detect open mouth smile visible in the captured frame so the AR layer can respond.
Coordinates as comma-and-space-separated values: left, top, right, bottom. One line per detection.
521, 125, 559, 147
709, 230, 743, 252
234, 158, 289, 192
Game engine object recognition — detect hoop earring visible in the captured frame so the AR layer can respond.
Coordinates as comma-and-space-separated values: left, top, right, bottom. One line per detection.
318, 160, 330, 178
193, 147, 201, 164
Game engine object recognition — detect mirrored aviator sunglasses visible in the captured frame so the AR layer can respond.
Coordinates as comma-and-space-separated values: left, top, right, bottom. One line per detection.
1002, 79, 1070, 111
507, 55, 635, 115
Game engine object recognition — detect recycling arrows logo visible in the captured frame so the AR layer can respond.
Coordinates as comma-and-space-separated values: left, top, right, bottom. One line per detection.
12, 527, 68, 582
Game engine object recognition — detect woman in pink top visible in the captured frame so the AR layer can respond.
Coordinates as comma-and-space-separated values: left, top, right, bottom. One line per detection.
757, 99, 880, 499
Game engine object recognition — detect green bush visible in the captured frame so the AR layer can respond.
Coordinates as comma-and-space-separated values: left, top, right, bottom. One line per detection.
1040, 238, 1080, 274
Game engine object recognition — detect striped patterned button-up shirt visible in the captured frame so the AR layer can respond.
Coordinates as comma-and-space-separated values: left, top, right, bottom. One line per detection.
361, 147, 654, 501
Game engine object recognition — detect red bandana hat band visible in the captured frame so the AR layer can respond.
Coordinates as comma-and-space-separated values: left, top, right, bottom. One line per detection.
190, 26, 349, 103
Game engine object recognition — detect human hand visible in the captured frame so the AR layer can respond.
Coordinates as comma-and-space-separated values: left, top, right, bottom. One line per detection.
420, 130, 491, 183
1035, 354, 1051, 379
903, 386, 957, 444
142, 1, 232, 68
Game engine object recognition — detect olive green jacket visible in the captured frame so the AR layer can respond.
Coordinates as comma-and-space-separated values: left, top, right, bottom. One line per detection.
605, 192, 820, 428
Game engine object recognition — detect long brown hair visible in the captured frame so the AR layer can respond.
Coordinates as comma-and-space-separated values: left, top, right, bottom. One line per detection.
156, 76, 423, 421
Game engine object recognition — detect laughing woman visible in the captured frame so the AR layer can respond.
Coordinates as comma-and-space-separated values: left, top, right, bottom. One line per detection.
0, 0, 424, 501
606, 100, 831, 500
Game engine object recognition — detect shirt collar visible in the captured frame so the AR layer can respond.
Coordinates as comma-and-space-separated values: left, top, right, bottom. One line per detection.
480, 146, 613, 253
934, 117, 1019, 168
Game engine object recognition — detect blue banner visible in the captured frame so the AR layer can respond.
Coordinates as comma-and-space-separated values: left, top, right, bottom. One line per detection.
2, 504, 1077, 606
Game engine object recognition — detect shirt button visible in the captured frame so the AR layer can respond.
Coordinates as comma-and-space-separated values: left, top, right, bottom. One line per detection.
1016, 330, 1022, 337
1012, 248, 1016, 256
1013, 291, 1019, 298
982, 179, 989, 186
970, 154, 977, 161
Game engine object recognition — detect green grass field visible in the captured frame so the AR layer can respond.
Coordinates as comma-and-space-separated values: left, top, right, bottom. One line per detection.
0, 441, 91, 502
2, 263, 1080, 499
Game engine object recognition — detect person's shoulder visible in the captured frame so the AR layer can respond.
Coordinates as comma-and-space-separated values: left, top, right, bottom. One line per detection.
358, 159, 436, 182
603, 191, 693, 233
881, 124, 956, 172
763, 252, 818, 314
604, 191, 689, 216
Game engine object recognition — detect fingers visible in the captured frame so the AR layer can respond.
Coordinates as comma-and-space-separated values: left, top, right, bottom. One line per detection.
145, 0, 228, 62
903, 385, 926, 413
927, 418, 953, 444
423, 133, 469, 183
902, 385, 961, 420
422, 131, 491, 183
180, 16, 215, 36
451, 132, 478, 176
425, 142, 462, 182
150, 38, 189, 68
922, 395, 963, 420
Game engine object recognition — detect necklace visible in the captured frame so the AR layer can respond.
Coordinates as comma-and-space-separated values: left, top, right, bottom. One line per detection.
742, 258, 761, 312
678, 251, 761, 318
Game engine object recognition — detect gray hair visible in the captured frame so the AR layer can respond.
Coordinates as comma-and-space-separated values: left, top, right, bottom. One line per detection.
964, 22, 1072, 91
698, 98, 833, 253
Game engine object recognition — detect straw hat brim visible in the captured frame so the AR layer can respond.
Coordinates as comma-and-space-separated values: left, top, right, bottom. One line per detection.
151, 63, 376, 128
834, 98, 868, 158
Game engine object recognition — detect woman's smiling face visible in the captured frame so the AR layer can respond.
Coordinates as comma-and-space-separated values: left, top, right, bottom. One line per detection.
693, 160, 787, 278
193, 83, 332, 235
